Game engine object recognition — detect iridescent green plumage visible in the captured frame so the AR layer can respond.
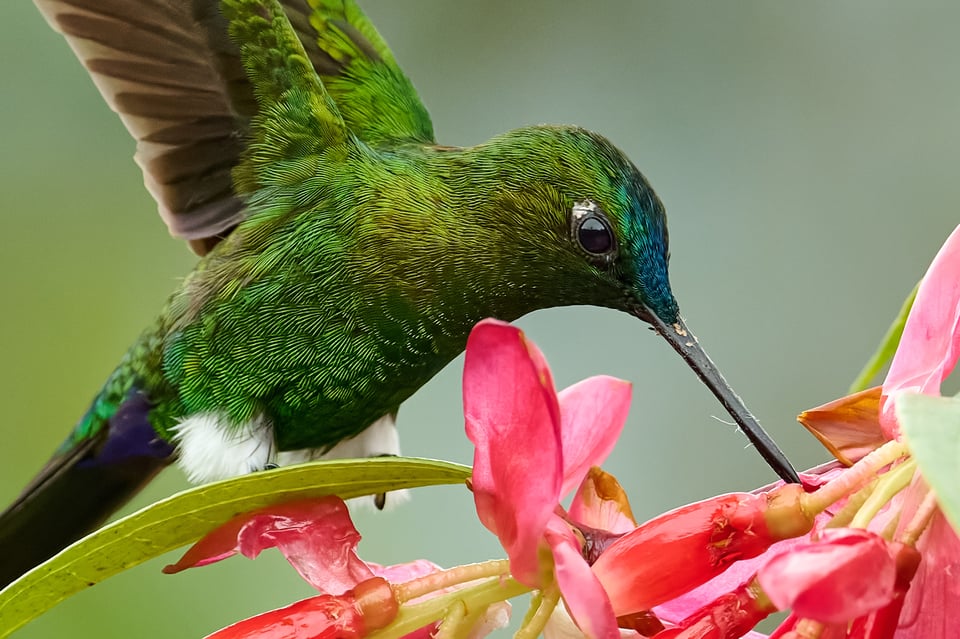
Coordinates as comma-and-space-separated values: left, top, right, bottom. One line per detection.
0, 0, 796, 588
159, 125, 672, 450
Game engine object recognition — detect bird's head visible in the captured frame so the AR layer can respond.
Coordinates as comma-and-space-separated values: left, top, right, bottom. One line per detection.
473, 125, 678, 322
470, 125, 798, 483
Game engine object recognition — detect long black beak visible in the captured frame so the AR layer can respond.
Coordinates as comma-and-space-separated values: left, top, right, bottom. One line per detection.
636, 305, 800, 484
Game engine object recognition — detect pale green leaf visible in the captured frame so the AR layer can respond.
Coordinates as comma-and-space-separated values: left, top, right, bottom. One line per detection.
896, 393, 960, 534
0, 457, 470, 637
849, 281, 917, 393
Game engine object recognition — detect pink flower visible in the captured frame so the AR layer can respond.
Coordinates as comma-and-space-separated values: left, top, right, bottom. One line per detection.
205, 577, 397, 639
164, 497, 387, 593
464, 319, 632, 639
845, 226, 960, 638
662, 226, 960, 638
567, 466, 639, 538
558, 467, 784, 639
591, 484, 814, 617
881, 225, 960, 439
165, 496, 462, 639
164, 496, 441, 589
648, 578, 774, 639
809, 225, 960, 637
757, 529, 897, 624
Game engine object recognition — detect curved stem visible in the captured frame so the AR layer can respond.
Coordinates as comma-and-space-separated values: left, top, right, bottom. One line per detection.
802, 440, 907, 515
514, 585, 560, 639
518, 590, 544, 629
368, 577, 529, 639
433, 599, 467, 639
824, 479, 877, 529
393, 559, 511, 603
850, 461, 915, 528
900, 489, 939, 546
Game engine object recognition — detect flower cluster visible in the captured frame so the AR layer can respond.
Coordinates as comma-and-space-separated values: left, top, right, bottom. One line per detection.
167, 228, 960, 639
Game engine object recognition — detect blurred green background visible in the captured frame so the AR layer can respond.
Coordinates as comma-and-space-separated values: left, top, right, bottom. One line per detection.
2, 1, 958, 637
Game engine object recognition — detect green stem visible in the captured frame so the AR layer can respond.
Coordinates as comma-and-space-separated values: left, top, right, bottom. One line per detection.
518, 590, 544, 629
367, 577, 530, 639
394, 559, 511, 603
850, 461, 916, 528
849, 282, 918, 393
514, 585, 560, 639
879, 509, 902, 541
803, 440, 907, 515
899, 489, 939, 546
433, 599, 467, 639
824, 479, 877, 529
453, 598, 507, 639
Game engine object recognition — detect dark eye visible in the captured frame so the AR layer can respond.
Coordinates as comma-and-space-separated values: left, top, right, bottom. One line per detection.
571, 200, 617, 261
578, 216, 613, 254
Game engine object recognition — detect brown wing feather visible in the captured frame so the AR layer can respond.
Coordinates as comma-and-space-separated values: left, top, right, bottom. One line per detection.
34, 0, 430, 254
33, 0, 253, 253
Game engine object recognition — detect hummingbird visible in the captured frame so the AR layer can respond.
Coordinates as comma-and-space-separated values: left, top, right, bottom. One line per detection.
0, 0, 798, 588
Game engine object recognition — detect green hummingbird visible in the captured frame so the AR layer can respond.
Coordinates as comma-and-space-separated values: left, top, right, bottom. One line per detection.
0, 0, 798, 587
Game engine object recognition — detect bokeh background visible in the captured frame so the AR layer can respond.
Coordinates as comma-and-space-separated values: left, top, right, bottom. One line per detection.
2, 1, 959, 637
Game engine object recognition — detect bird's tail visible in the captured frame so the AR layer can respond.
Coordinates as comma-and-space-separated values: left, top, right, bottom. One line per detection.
0, 390, 174, 589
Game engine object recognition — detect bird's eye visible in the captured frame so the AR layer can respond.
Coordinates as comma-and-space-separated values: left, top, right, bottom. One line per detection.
578, 216, 613, 254
571, 200, 616, 262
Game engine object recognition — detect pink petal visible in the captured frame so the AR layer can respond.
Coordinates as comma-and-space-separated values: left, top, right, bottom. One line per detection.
653, 493, 838, 623
894, 511, 960, 639
650, 576, 776, 639
544, 605, 648, 639
881, 225, 960, 438
165, 497, 374, 594
236, 500, 374, 594
593, 491, 799, 616
205, 577, 396, 639
163, 512, 255, 573
204, 594, 365, 639
464, 319, 563, 586
653, 543, 784, 623
757, 528, 897, 623
367, 559, 441, 583
569, 467, 637, 535
544, 518, 619, 639
557, 377, 632, 498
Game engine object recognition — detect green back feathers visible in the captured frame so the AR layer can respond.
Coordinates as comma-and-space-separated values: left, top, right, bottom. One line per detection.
45, 0, 676, 449
33, 0, 432, 254
308, 0, 435, 144
222, 0, 351, 194
224, 0, 435, 192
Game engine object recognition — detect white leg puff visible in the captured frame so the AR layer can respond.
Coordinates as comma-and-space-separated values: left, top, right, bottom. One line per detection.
173, 412, 274, 484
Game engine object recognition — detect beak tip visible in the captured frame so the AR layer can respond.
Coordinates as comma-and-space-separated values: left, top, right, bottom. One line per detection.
638, 306, 801, 483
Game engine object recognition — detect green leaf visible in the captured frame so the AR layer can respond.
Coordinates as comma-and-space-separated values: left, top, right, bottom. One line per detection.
849, 281, 918, 393
0, 457, 470, 637
896, 393, 960, 534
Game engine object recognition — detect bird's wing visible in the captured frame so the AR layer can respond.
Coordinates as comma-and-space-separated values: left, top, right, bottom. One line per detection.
300, 0, 435, 146
33, 0, 434, 255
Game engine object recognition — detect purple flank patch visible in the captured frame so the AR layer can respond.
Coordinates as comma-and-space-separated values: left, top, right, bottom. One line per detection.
85, 391, 175, 466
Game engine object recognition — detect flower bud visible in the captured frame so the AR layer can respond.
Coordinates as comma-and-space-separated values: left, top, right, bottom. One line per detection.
593, 487, 814, 616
